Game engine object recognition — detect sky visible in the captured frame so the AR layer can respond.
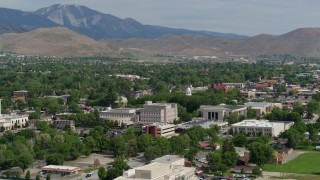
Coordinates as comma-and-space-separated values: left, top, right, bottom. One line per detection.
0, 0, 319, 36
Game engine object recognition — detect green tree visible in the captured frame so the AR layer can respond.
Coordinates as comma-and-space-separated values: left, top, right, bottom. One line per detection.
227, 112, 239, 124
232, 133, 247, 147
98, 167, 107, 180
252, 166, 262, 176
207, 152, 222, 172
248, 142, 273, 166
25, 170, 31, 180
36, 175, 40, 180
46, 174, 51, 180
137, 134, 152, 152
46, 153, 64, 165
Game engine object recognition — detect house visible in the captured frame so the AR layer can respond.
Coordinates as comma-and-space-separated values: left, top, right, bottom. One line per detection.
286, 85, 300, 94
222, 83, 245, 89
198, 105, 247, 121
240, 90, 256, 98
53, 120, 75, 130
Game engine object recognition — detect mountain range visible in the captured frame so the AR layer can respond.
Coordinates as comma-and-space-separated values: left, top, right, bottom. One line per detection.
0, 4, 247, 40
0, 4, 320, 57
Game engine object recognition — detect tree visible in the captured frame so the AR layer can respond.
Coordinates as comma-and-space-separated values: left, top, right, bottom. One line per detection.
46, 153, 64, 165
252, 166, 262, 176
137, 134, 152, 152
17, 153, 34, 172
222, 151, 238, 167
227, 112, 239, 124
207, 152, 222, 172
247, 107, 257, 118
111, 137, 128, 158
248, 142, 273, 166
25, 170, 31, 180
98, 166, 107, 180
46, 174, 51, 180
222, 139, 236, 154
292, 101, 305, 116
232, 133, 247, 147
36, 175, 40, 180
169, 135, 190, 155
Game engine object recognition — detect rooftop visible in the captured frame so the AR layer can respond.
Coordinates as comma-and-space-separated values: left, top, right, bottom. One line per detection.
41, 165, 81, 172
199, 105, 246, 111
232, 119, 293, 128
151, 155, 182, 164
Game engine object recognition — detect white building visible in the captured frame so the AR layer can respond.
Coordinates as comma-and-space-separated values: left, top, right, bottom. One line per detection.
222, 83, 245, 89
142, 123, 176, 137
138, 101, 178, 124
115, 155, 197, 180
99, 108, 138, 126
0, 99, 28, 131
231, 119, 294, 137
198, 105, 247, 121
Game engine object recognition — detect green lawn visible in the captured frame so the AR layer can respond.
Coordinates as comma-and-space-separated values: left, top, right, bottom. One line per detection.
263, 153, 320, 175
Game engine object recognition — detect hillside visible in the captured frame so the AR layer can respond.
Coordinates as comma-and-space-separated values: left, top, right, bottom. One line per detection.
34, 4, 247, 40
0, 27, 114, 57
109, 28, 320, 57
0, 24, 26, 35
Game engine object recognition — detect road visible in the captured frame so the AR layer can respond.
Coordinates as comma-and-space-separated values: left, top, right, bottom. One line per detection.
69, 170, 99, 180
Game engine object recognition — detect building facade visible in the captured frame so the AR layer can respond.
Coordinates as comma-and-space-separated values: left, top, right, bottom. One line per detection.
115, 155, 197, 180
138, 101, 178, 124
244, 102, 283, 116
142, 123, 176, 137
198, 105, 247, 121
231, 119, 294, 137
99, 108, 138, 126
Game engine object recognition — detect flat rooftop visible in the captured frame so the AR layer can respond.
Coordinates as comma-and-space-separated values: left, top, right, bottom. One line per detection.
41, 165, 81, 172
151, 155, 182, 164
232, 119, 293, 128
199, 105, 246, 111
176, 119, 228, 129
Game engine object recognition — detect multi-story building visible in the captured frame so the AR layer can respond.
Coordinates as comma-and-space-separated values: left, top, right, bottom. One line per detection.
244, 102, 282, 116
231, 119, 294, 137
138, 101, 178, 124
115, 155, 197, 180
0, 99, 29, 131
99, 108, 138, 126
198, 105, 247, 121
142, 123, 176, 137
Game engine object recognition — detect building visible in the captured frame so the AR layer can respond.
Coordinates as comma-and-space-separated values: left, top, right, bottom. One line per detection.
175, 119, 228, 133
142, 123, 176, 137
40, 165, 81, 177
12, 90, 28, 102
198, 105, 247, 121
44, 94, 70, 105
115, 155, 197, 180
99, 108, 138, 126
185, 87, 192, 96
286, 85, 300, 94
255, 83, 273, 91
222, 83, 245, 89
138, 101, 178, 124
244, 102, 283, 116
214, 83, 228, 93
0, 100, 29, 131
240, 90, 256, 98
231, 119, 294, 137
53, 120, 75, 130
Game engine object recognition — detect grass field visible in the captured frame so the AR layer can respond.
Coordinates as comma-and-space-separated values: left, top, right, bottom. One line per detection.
263, 152, 320, 175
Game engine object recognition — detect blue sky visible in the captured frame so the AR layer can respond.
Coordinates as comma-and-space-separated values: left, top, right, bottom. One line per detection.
0, 0, 319, 36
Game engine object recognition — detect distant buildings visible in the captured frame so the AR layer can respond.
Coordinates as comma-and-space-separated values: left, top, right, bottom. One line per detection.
222, 83, 245, 89
231, 119, 294, 137
198, 105, 247, 121
175, 119, 228, 133
286, 84, 300, 94
115, 155, 197, 180
0, 99, 29, 131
